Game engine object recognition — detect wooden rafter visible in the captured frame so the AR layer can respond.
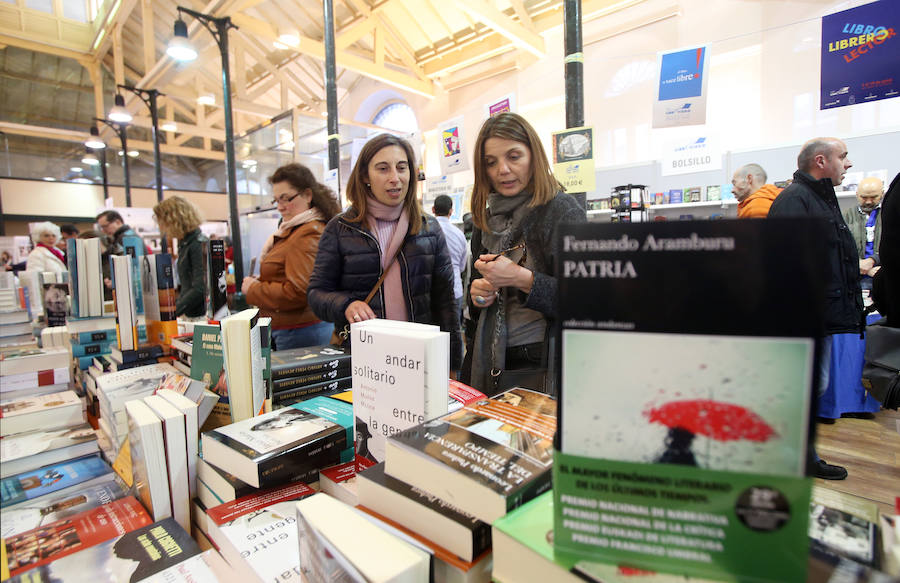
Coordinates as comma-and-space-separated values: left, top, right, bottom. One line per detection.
455, 0, 545, 58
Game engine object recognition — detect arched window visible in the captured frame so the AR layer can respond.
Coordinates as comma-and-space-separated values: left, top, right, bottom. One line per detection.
372, 102, 418, 134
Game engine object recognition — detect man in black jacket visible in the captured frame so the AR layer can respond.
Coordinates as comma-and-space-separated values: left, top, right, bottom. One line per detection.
769, 137, 861, 481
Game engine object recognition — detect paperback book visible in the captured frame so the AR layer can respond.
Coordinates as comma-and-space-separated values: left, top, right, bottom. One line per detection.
191, 324, 231, 429
385, 387, 556, 524
351, 319, 449, 470
0, 390, 83, 437
200, 401, 347, 488
205, 239, 228, 321
4, 516, 199, 583
0, 479, 127, 538
553, 220, 827, 582
0, 454, 112, 509
0, 496, 152, 579
0, 423, 98, 479
141, 254, 178, 346
269, 344, 350, 381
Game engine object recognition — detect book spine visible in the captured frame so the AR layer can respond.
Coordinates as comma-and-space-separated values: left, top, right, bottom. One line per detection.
272, 367, 350, 391
270, 357, 350, 381
67, 237, 79, 318
71, 342, 112, 358
156, 254, 177, 322
206, 240, 227, 321
272, 377, 352, 405
71, 329, 116, 344
123, 237, 145, 315
116, 346, 164, 363
255, 430, 348, 488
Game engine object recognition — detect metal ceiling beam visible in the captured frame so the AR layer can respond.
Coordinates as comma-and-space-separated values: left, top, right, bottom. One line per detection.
455, 0, 545, 58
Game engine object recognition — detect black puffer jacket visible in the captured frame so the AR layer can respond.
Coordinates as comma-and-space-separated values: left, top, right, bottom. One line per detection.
308, 208, 462, 370
768, 170, 863, 334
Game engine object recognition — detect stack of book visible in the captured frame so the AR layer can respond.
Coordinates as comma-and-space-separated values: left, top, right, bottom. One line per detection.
170, 332, 193, 375
1, 272, 32, 347
270, 344, 351, 408
94, 362, 179, 458
107, 343, 170, 371
0, 346, 70, 402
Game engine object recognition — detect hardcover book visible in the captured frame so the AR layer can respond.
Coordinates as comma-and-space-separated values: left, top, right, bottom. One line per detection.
0, 496, 152, 579
553, 220, 827, 582
3, 517, 199, 583
206, 481, 316, 583
351, 319, 449, 470
0, 480, 127, 539
385, 387, 556, 524
269, 344, 350, 381
357, 462, 491, 562
200, 401, 348, 488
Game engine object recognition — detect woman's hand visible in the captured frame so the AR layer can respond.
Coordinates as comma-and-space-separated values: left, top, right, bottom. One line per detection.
469, 277, 498, 308
240, 276, 258, 295
345, 300, 377, 323
474, 254, 534, 294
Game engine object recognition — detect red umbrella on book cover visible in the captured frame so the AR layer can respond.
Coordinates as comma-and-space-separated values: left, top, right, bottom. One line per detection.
643, 399, 777, 466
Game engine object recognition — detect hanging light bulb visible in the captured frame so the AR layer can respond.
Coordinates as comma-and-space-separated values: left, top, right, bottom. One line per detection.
167, 18, 198, 61
84, 126, 106, 149
82, 149, 101, 166
108, 94, 133, 123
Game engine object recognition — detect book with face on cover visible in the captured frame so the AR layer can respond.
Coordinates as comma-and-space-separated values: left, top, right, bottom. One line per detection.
385, 387, 556, 525
2, 517, 200, 583
200, 400, 348, 489
0, 496, 152, 579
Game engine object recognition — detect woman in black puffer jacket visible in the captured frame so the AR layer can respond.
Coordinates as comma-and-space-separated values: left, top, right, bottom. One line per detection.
308, 134, 461, 372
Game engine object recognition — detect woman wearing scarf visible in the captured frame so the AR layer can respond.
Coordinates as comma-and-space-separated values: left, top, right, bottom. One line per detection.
242, 163, 341, 350
462, 113, 586, 397
153, 196, 207, 319
25, 222, 67, 273
308, 134, 461, 372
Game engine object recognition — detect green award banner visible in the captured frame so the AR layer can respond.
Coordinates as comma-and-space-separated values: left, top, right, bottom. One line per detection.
553, 453, 811, 582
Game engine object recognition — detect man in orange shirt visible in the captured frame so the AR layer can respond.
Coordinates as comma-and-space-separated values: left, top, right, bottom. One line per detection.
732, 163, 782, 218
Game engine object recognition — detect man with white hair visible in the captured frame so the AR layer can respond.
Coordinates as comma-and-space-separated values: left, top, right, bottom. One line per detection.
843, 176, 883, 289
769, 137, 862, 481
731, 163, 781, 218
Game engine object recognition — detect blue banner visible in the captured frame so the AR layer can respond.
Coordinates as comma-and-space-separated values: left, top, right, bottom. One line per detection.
821, 1, 900, 109
653, 45, 710, 128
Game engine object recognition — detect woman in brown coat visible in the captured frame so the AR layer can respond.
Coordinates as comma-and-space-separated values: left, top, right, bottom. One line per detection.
241, 163, 341, 349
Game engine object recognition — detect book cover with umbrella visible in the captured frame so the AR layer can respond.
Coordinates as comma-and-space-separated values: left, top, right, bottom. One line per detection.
561, 330, 813, 477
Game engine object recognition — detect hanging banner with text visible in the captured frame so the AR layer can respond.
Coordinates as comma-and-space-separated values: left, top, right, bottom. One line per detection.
552, 127, 595, 194
821, 2, 899, 110
438, 116, 470, 175
652, 46, 710, 128
660, 135, 722, 177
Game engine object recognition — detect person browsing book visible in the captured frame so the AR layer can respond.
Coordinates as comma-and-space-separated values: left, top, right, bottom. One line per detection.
25, 221, 67, 273
152, 196, 207, 319
462, 113, 586, 397
308, 134, 461, 373
241, 163, 340, 350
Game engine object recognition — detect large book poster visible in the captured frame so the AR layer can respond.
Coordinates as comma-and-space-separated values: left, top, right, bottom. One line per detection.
652, 45, 710, 128
552, 220, 827, 583
438, 116, 470, 175
820, 2, 899, 110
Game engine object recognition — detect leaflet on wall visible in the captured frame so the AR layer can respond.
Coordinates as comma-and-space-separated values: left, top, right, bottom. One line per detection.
820, 1, 899, 110
660, 135, 722, 177
438, 116, 469, 175
324, 168, 340, 205
552, 219, 827, 582
552, 127, 595, 194
485, 93, 516, 117
652, 45, 710, 128
425, 175, 451, 207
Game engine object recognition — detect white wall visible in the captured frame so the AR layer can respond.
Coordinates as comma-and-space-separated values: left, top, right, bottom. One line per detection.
341, 0, 899, 191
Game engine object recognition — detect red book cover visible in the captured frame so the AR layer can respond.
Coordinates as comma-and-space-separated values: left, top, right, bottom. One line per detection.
320, 460, 356, 484
206, 481, 315, 527
1, 496, 152, 578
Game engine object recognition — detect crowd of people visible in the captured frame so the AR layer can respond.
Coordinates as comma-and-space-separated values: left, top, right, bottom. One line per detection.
9, 113, 896, 485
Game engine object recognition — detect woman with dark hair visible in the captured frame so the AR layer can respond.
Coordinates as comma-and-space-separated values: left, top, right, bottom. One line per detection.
462, 112, 586, 396
241, 163, 341, 350
153, 196, 206, 319
308, 134, 461, 372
